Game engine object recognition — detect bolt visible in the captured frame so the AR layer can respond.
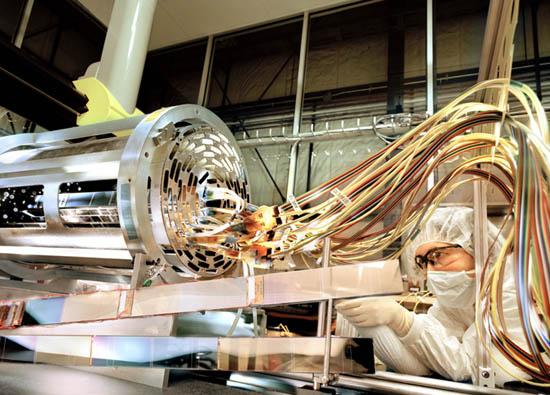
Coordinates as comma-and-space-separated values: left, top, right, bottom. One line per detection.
481, 371, 490, 379
152, 135, 162, 146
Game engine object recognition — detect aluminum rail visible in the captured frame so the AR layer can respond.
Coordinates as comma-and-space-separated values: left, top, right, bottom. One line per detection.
0, 260, 402, 329
363, 371, 522, 394
337, 375, 518, 395
197, 35, 214, 106
0, 316, 176, 337
0, 335, 372, 375
226, 102, 386, 128
236, 115, 424, 148
426, 0, 436, 116
237, 125, 375, 148
0, 114, 146, 156
473, 0, 519, 387
286, 11, 310, 199
265, 371, 527, 395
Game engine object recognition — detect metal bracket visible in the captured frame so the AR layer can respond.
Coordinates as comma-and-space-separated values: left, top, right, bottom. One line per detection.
152, 122, 178, 146
130, 253, 148, 289
478, 367, 495, 388
313, 238, 334, 390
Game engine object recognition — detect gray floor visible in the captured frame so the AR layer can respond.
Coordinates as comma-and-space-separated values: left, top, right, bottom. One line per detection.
0, 363, 254, 395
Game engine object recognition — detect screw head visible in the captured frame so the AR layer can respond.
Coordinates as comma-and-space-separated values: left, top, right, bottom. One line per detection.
481, 371, 490, 378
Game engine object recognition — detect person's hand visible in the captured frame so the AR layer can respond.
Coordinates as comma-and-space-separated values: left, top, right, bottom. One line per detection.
335, 296, 413, 337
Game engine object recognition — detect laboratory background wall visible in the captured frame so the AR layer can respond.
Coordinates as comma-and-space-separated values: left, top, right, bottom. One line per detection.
136, 0, 550, 208
1, 0, 549, 208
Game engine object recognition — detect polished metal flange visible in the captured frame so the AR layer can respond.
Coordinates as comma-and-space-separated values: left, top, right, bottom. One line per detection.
117, 105, 250, 277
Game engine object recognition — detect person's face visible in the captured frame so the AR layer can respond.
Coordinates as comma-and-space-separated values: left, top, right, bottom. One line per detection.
415, 242, 475, 278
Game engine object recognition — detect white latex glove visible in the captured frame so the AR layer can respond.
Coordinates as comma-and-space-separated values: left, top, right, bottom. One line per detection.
335, 296, 413, 337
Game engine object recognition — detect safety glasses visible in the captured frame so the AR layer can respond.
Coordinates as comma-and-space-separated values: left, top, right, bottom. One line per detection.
414, 244, 463, 270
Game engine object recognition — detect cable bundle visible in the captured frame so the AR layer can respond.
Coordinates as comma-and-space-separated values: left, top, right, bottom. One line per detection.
475, 81, 550, 385
186, 78, 549, 384
274, 79, 521, 263
272, 79, 550, 384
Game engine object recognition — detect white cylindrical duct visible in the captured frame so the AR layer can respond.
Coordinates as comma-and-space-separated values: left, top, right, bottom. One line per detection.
286, 12, 309, 199
97, 0, 157, 114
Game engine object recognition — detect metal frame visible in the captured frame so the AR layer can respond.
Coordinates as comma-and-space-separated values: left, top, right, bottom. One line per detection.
286, 11, 309, 200
236, 114, 425, 148
248, 371, 528, 394
426, 0, 436, 190
313, 238, 334, 389
2, 1, 543, 391
386, 0, 405, 115
13, 0, 34, 48
474, 0, 520, 388
530, 0, 542, 99
0, 260, 402, 329
238, 122, 286, 202
0, 335, 373, 375
426, 0, 436, 116
197, 35, 214, 106
0, 315, 176, 337
0, 260, 400, 378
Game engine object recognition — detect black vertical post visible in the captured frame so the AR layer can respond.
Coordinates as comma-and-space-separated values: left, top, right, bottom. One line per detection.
49, 25, 64, 65
306, 104, 316, 192
306, 142, 314, 191
384, 1, 406, 258
222, 65, 232, 106
426, 0, 437, 114
387, 0, 405, 114
530, 0, 542, 99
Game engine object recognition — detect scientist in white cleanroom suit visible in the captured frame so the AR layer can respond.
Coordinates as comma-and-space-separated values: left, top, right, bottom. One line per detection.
336, 207, 531, 386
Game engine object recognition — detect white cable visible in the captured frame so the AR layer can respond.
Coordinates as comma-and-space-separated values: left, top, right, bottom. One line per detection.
248, 262, 260, 337
226, 259, 249, 337
226, 308, 243, 337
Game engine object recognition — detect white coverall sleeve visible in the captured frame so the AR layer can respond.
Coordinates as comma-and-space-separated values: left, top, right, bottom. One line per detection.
400, 303, 476, 382
357, 325, 432, 376
336, 312, 431, 376
401, 286, 532, 386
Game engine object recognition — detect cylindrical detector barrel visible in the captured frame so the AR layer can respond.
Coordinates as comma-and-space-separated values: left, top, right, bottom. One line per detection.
0, 105, 250, 277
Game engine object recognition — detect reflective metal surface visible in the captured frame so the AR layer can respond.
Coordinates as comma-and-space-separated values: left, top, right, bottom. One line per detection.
0, 105, 249, 277
217, 337, 372, 373
266, 372, 526, 395
259, 259, 402, 305
0, 260, 401, 329
131, 277, 248, 317
0, 260, 131, 283
0, 315, 176, 336
157, 125, 247, 276
0, 335, 373, 374
116, 105, 249, 277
